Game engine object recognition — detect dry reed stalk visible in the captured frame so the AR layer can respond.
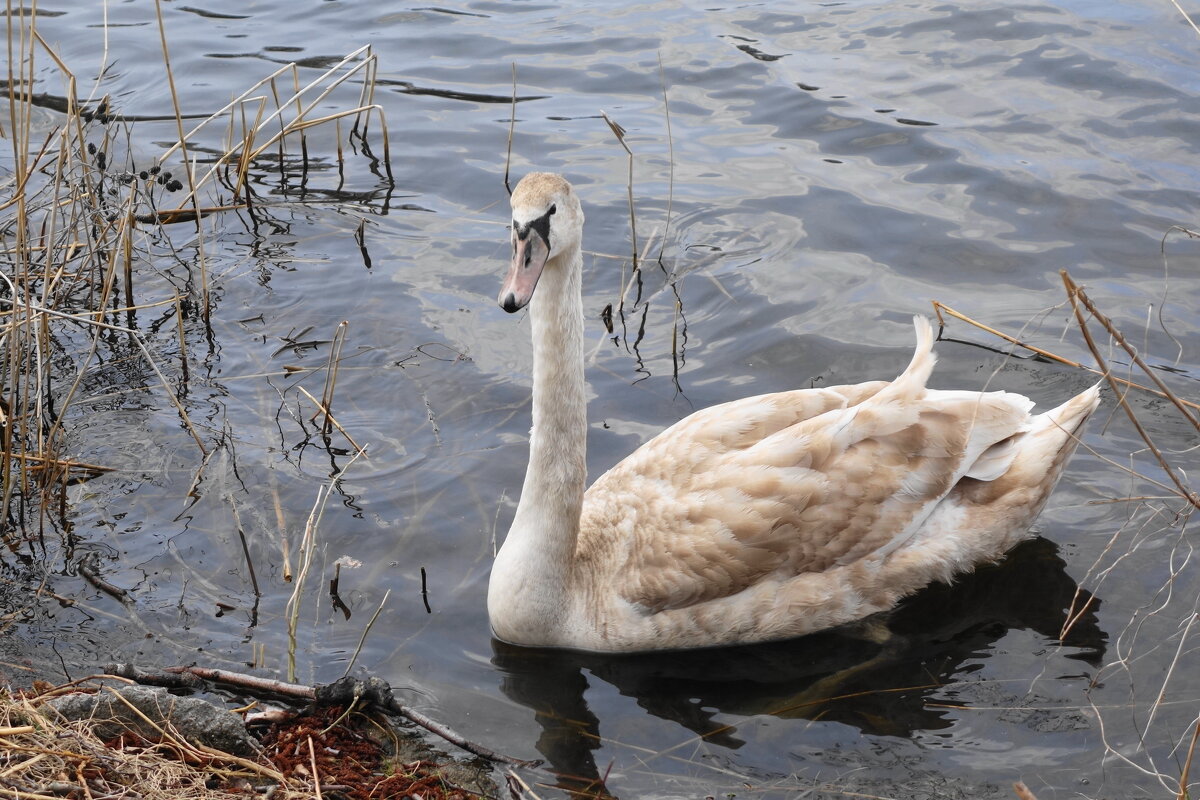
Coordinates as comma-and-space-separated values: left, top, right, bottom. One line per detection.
297, 385, 368, 457
307, 736, 325, 800
0, 9, 241, 533
1169, 0, 1200, 38
0, 287, 209, 455
1060, 271, 1198, 431
285, 448, 366, 682
505, 769, 545, 799
152, 0, 208, 319
2, 4, 391, 550
158, 45, 393, 206
102, 686, 288, 785
601, 110, 639, 275
1050, 273, 1196, 796
342, 588, 390, 678
505, 63, 518, 195
233, 95, 266, 202
657, 53, 674, 268
0, 451, 111, 474
930, 300, 1200, 413
933, 275, 1198, 797
287, 485, 327, 683
272, 479, 293, 581
1179, 718, 1200, 800
318, 320, 349, 435
1060, 270, 1199, 509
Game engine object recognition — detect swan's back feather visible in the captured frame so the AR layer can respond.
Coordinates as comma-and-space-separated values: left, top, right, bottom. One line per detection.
574, 320, 1094, 643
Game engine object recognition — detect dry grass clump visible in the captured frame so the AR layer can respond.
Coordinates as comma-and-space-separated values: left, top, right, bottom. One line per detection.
0, 686, 491, 799
0, 690, 249, 799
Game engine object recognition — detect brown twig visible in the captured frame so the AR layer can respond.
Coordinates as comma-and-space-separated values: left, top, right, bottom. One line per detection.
133, 203, 244, 225
931, 300, 1200, 413
307, 737, 324, 800
420, 566, 432, 614
237, 528, 261, 598
1061, 270, 1200, 509
1060, 271, 1198, 432
504, 63, 517, 196
76, 561, 131, 605
297, 386, 367, 457
600, 110, 638, 272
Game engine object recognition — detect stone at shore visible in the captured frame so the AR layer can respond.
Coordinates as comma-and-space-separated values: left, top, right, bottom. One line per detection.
45, 685, 259, 758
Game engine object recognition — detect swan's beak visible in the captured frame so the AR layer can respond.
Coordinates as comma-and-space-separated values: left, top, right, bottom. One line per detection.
498, 232, 550, 313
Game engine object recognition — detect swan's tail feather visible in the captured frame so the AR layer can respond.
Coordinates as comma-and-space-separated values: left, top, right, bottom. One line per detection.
856, 316, 936, 413
941, 381, 1100, 555
893, 315, 937, 399
996, 381, 1099, 492
1035, 382, 1102, 437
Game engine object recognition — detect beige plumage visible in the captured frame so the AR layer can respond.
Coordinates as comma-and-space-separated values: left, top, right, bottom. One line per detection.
489, 172, 1099, 652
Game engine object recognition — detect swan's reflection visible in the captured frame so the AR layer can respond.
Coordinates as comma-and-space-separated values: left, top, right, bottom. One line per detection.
491, 537, 1105, 797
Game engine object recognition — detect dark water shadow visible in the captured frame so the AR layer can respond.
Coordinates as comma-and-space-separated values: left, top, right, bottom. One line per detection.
491, 537, 1105, 797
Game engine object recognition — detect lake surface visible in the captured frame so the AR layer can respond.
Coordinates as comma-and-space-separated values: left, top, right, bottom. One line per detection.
7, 0, 1200, 797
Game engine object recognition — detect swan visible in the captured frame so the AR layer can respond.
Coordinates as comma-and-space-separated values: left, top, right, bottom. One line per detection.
488, 171, 1100, 652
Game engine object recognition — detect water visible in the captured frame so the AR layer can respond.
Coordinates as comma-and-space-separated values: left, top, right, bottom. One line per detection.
6, 1, 1200, 797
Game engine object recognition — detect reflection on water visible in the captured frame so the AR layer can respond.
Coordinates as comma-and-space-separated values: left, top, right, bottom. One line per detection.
494, 538, 1104, 796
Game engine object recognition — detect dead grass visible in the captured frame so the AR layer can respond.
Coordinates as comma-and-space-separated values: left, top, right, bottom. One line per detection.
0, 689, 251, 799
0, 686, 490, 799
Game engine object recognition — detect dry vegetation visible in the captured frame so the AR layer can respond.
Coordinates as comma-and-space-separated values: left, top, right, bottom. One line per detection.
1, 3, 389, 540
0, 687, 490, 799
0, 6, 498, 798
933, 272, 1200, 800
0, 689, 251, 800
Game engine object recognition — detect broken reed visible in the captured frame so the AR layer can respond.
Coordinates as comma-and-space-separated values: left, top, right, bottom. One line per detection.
1, 8, 391, 537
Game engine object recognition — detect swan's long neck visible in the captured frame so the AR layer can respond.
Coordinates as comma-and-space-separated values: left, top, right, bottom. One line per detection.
489, 242, 587, 643
525, 242, 587, 524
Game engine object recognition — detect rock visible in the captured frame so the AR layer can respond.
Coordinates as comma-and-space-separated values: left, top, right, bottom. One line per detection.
45, 685, 259, 757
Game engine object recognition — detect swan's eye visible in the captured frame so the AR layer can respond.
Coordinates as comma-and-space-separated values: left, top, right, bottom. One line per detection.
520, 206, 554, 246
548, 204, 557, 216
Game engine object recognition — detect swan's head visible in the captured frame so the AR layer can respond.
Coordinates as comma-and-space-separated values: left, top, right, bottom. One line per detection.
498, 172, 584, 313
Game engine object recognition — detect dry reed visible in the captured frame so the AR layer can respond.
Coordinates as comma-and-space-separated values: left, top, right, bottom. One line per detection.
933, 271, 1199, 800
1, 3, 387, 552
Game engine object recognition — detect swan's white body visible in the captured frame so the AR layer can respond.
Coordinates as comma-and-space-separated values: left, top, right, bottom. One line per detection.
488, 172, 1099, 653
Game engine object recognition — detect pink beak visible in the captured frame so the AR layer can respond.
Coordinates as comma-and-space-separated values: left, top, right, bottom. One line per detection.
498, 232, 550, 313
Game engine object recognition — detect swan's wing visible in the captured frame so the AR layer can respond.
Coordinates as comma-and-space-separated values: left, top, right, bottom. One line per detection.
598, 380, 890, 483
583, 319, 1039, 615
